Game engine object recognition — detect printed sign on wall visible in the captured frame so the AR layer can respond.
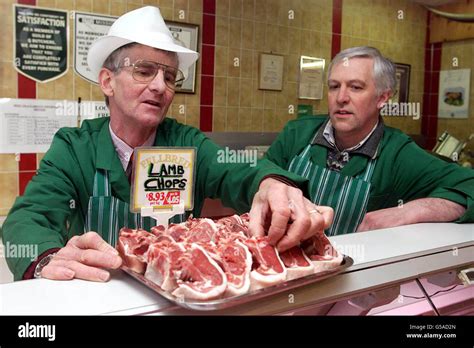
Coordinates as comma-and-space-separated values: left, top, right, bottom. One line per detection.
0, 98, 108, 153
131, 148, 196, 213
438, 69, 471, 119
74, 12, 117, 83
13, 4, 69, 83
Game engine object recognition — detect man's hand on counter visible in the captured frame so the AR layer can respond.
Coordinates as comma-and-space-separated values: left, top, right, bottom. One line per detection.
248, 178, 334, 252
40, 232, 122, 282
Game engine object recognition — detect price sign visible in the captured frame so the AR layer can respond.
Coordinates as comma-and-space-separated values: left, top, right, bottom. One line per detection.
145, 191, 181, 205
131, 147, 196, 212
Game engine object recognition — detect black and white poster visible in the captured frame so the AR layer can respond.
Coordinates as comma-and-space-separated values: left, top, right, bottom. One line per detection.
74, 12, 117, 83
13, 4, 69, 83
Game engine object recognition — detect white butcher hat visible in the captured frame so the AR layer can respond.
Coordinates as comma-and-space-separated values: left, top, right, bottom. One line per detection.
87, 6, 199, 83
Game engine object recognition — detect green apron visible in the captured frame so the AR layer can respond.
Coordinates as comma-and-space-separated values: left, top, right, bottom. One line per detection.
288, 133, 378, 236
85, 169, 186, 247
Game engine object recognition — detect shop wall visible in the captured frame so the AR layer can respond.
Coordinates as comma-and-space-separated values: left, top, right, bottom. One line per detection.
341, 0, 426, 135
211, 0, 333, 132
438, 39, 474, 151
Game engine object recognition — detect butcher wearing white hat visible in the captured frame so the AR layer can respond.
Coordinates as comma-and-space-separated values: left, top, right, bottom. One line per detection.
2, 6, 333, 282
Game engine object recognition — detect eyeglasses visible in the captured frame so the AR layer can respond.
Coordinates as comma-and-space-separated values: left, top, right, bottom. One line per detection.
118, 60, 185, 90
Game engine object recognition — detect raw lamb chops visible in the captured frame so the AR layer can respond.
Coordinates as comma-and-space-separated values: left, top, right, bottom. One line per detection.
117, 213, 343, 301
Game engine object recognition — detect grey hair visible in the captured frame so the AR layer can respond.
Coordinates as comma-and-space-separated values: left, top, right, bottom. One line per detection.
102, 43, 139, 106
102, 42, 140, 72
328, 46, 397, 96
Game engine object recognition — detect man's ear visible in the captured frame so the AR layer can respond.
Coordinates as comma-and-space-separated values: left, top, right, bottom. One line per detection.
98, 68, 115, 98
376, 90, 392, 109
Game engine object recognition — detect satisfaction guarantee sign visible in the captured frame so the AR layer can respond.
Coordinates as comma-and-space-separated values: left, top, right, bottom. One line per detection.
131, 147, 196, 213
13, 4, 69, 83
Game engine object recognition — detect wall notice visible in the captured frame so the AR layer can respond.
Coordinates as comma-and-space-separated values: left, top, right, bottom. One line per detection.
0, 98, 108, 154
74, 12, 117, 83
14, 5, 68, 83
438, 69, 471, 119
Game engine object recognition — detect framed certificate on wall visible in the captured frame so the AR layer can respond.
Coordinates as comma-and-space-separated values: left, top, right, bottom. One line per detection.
298, 56, 325, 100
259, 53, 284, 91
392, 63, 411, 104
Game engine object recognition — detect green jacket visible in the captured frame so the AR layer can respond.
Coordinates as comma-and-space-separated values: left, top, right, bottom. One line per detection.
2, 117, 306, 280
266, 116, 474, 222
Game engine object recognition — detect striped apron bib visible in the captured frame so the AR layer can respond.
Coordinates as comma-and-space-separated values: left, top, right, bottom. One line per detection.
85, 169, 186, 247
288, 135, 378, 236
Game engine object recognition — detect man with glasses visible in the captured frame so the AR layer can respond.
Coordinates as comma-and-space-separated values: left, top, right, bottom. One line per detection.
1, 7, 333, 282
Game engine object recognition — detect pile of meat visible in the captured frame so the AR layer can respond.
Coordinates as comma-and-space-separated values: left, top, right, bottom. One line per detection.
117, 214, 343, 301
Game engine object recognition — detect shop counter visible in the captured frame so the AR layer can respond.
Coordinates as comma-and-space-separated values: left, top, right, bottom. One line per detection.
1, 223, 472, 315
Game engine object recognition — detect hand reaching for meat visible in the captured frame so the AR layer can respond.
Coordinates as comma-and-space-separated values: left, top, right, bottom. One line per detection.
40, 231, 122, 282
248, 178, 334, 252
